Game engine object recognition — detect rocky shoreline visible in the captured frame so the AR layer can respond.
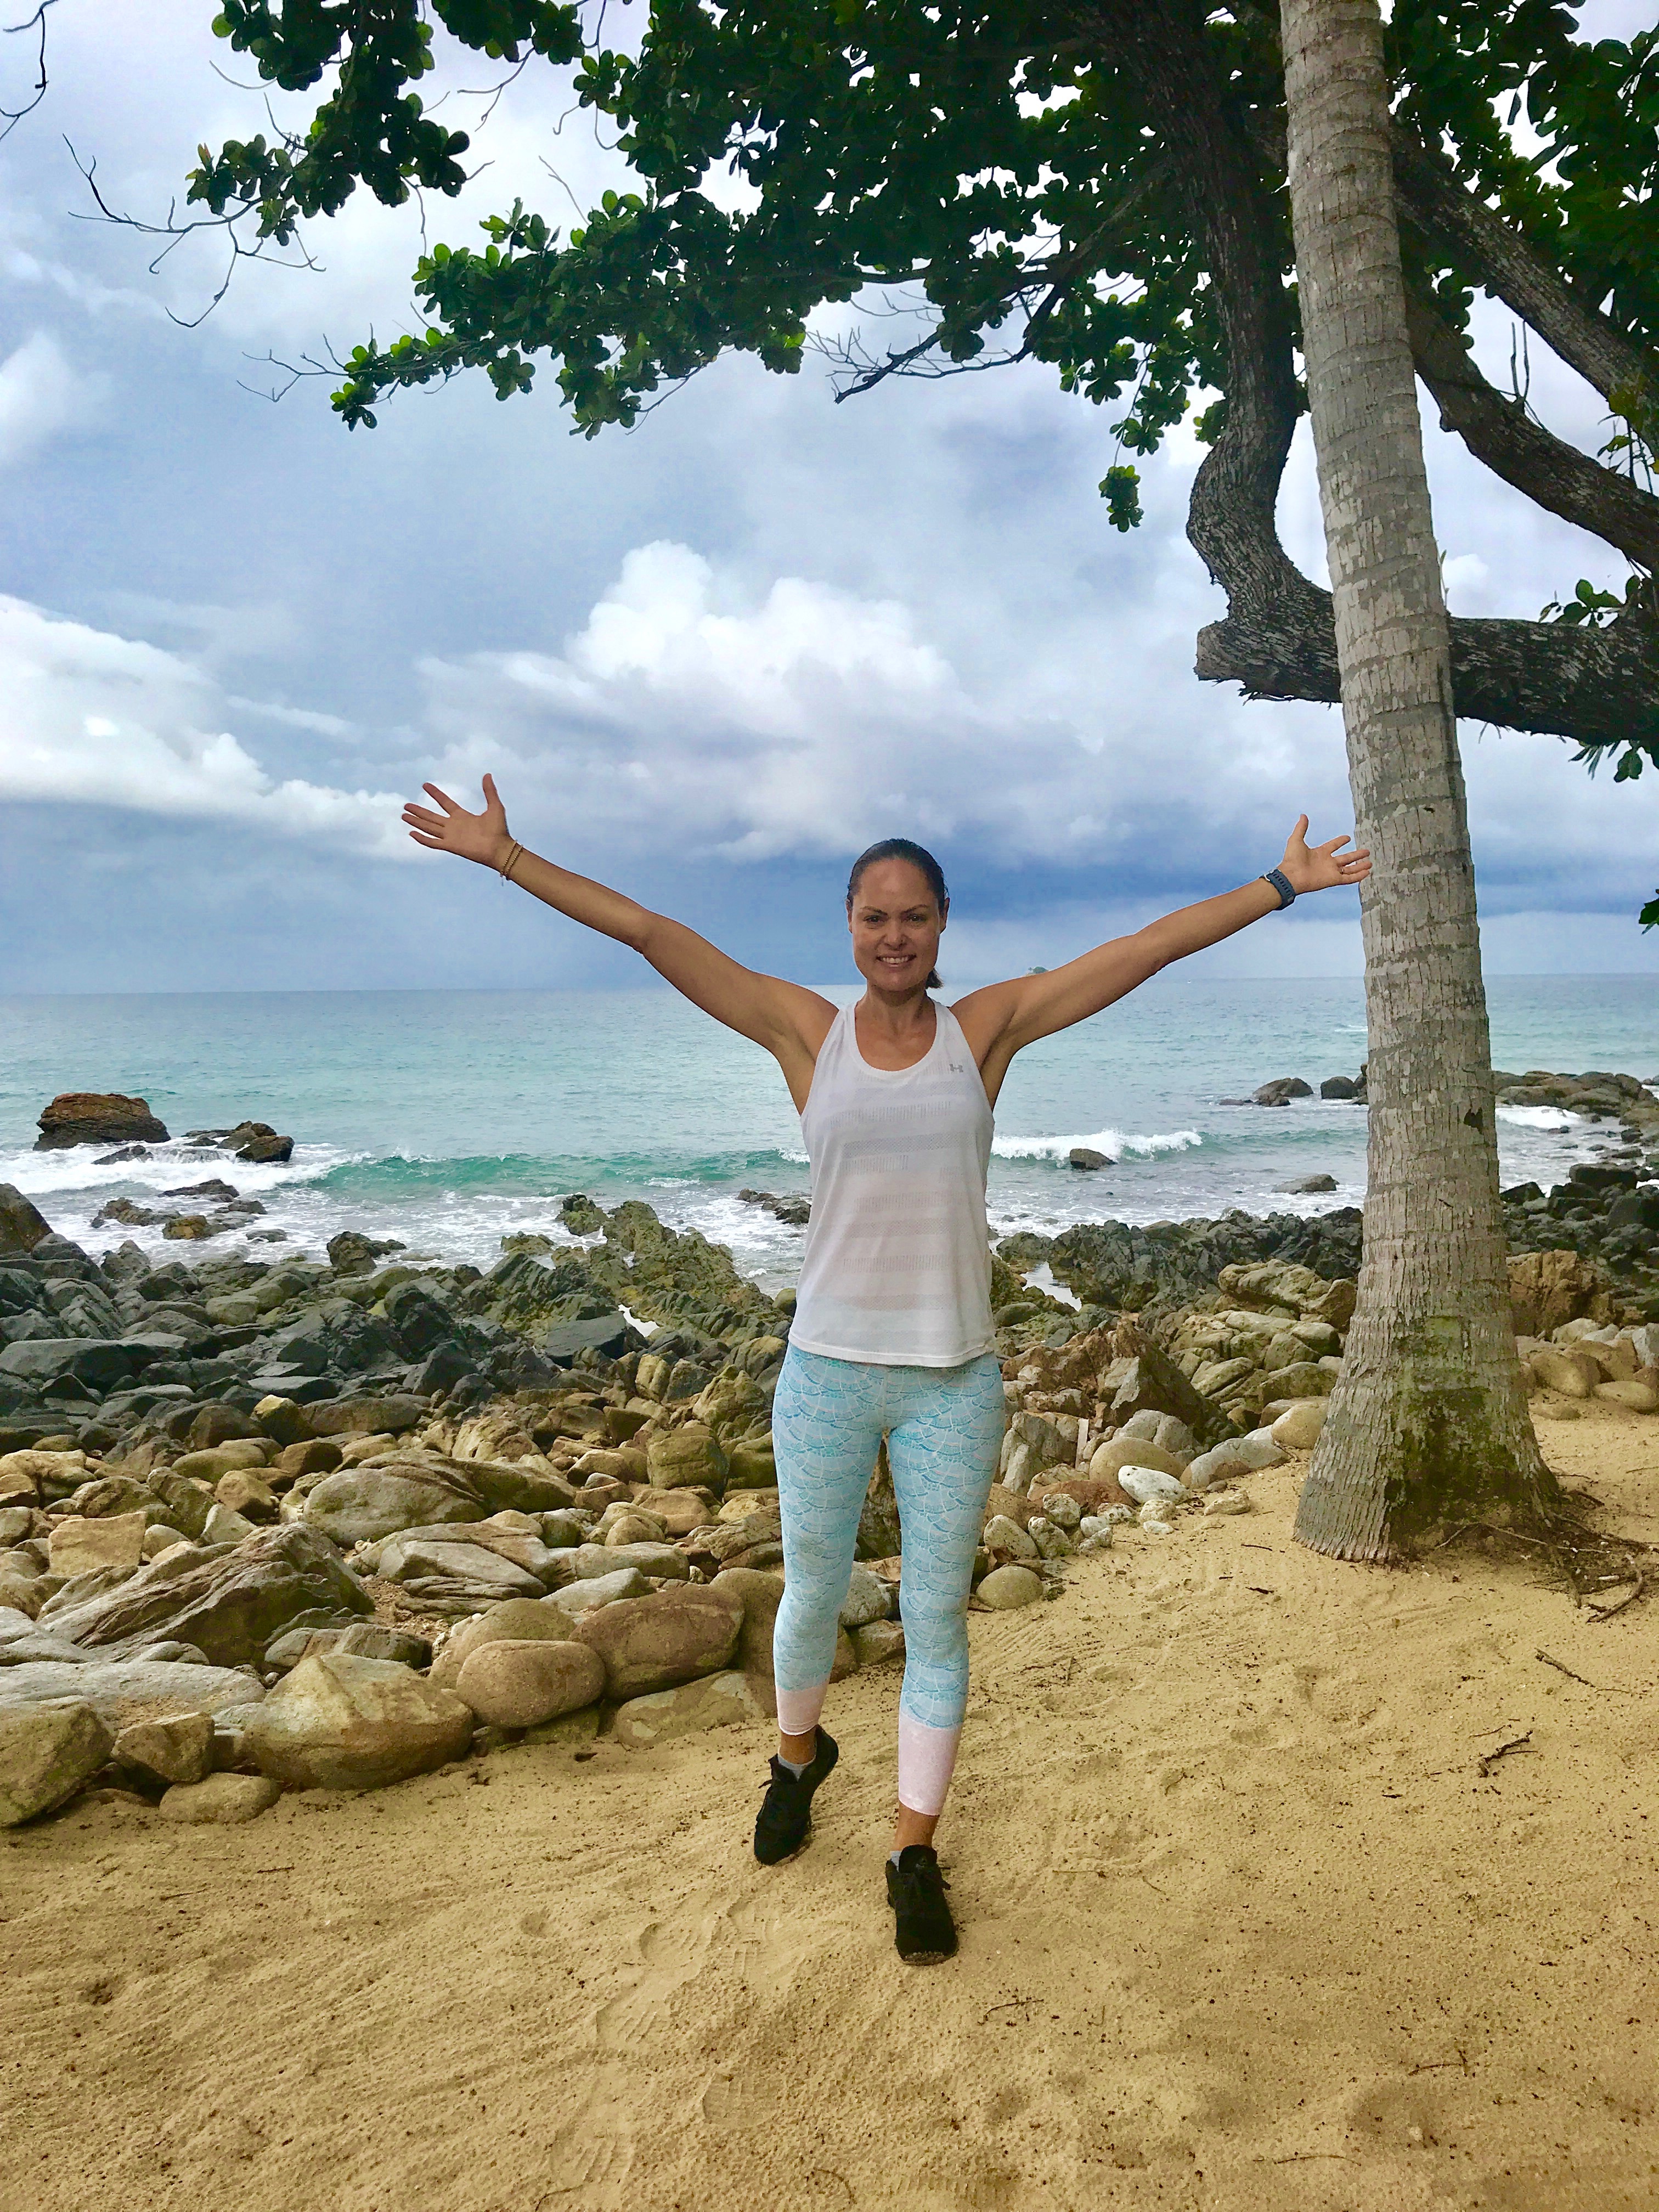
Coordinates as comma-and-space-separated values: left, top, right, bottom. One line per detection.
4, 1068, 1658, 1832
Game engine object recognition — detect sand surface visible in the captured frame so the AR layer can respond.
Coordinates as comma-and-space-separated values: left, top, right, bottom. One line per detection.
7, 1405, 1657, 2212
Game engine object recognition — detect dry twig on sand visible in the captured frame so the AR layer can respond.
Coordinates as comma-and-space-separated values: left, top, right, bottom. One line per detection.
1475, 1730, 1534, 1778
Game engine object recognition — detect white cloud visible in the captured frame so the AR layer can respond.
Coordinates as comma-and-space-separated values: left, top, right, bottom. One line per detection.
0, 596, 408, 854
415, 539, 1335, 871
0, 332, 105, 466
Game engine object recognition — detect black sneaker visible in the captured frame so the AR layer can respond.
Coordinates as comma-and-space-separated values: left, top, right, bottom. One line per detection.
752, 1729, 839, 1865
885, 1844, 957, 1963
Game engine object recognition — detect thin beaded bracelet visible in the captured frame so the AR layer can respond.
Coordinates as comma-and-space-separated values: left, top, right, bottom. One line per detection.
498, 839, 526, 885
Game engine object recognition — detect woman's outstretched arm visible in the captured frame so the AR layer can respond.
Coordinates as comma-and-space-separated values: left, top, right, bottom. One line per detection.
954, 817, 1370, 1101
404, 777, 835, 1100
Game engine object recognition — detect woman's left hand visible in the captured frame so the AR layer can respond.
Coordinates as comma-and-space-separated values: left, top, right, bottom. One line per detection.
1280, 815, 1372, 894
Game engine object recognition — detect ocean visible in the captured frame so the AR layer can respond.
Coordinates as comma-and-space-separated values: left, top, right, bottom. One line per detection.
3, 976, 1655, 1291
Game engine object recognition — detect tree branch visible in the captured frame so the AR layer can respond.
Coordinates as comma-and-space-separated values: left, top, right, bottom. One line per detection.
1064, 0, 1659, 754
1406, 286, 1659, 572
1390, 128, 1657, 411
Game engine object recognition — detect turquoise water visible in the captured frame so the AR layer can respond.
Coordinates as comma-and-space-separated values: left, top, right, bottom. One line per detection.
2, 975, 1655, 1286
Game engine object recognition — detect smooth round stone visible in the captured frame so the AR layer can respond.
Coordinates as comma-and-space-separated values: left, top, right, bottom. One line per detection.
159, 1773, 282, 1825
976, 1564, 1043, 1610
1270, 1400, 1329, 1450
454, 1638, 605, 1728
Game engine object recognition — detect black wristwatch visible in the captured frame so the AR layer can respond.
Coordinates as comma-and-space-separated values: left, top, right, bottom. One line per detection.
1262, 867, 1296, 909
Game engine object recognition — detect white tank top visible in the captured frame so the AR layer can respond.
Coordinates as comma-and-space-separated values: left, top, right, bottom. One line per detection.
790, 1000, 996, 1368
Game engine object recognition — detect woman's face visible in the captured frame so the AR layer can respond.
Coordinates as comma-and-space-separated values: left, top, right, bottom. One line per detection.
847, 858, 946, 997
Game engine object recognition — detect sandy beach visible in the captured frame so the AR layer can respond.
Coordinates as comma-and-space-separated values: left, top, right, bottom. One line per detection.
6, 1402, 1656, 2212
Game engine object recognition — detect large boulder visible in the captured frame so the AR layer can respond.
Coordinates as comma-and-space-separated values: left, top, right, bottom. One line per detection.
453, 1639, 605, 1728
36, 1092, 170, 1150
0, 1701, 114, 1826
0, 1339, 137, 1391
1216, 1261, 1357, 1331
0, 1186, 52, 1259
709, 1566, 786, 1679
611, 1671, 762, 1750
40, 1524, 371, 1668
300, 1465, 486, 1546
113, 1711, 217, 1786
645, 1425, 729, 1492
47, 1513, 146, 1578
241, 1653, 473, 1788
305, 1395, 426, 1439
376, 1538, 546, 1604
1508, 1250, 1607, 1339
572, 1583, 743, 1700
0, 1658, 260, 1727
428, 1597, 581, 1689
1107, 1347, 1210, 1435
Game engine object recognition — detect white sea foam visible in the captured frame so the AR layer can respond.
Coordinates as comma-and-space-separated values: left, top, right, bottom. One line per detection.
991, 1127, 1204, 1163
1495, 1104, 1587, 1131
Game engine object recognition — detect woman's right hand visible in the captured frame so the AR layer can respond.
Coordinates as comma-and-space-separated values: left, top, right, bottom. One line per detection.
402, 773, 512, 867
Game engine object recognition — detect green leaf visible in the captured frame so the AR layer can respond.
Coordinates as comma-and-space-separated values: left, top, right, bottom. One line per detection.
1099, 466, 1143, 533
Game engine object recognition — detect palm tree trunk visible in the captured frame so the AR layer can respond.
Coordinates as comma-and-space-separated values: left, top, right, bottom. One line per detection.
1278, 0, 1555, 1559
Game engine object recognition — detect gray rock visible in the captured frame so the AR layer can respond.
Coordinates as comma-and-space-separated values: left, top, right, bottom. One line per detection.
1026, 1516, 1076, 1560
0, 1338, 136, 1389
611, 1670, 761, 1749
1037, 1492, 1082, 1531
850, 1618, 905, 1668
1115, 1464, 1187, 1507
0, 1699, 114, 1825
837, 1564, 893, 1629
1252, 1077, 1313, 1105
549, 1568, 651, 1613
0, 1628, 93, 1666
376, 1537, 545, 1602
241, 1654, 473, 1789
40, 1523, 371, 1668
983, 1513, 1040, 1561
1276, 1173, 1339, 1194
1183, 1429, 1288, 1491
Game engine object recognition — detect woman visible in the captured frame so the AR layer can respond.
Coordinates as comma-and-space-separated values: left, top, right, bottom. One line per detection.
403, 774, 1369, 1963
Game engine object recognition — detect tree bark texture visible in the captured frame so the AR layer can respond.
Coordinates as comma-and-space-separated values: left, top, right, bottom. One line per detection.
1278, 0, 1554, 1561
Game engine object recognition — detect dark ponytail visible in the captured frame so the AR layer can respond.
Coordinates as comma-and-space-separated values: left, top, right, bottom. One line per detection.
847, 837, 948, 991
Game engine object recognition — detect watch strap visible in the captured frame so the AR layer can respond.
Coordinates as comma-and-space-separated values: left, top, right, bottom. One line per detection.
1262, 867, 1296, 909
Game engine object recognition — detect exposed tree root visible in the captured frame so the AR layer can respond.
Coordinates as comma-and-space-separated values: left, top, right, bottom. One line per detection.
1437, 1485, 1657, 1618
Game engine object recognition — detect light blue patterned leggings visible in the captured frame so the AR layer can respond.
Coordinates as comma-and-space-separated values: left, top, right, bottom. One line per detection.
770, 1345, 1007, 1815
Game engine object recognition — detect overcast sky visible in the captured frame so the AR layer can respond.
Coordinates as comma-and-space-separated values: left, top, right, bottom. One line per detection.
1, 0, 1656, 994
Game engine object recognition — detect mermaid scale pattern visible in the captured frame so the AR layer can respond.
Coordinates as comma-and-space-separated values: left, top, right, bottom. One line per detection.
770, 1346, 1006, 1810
